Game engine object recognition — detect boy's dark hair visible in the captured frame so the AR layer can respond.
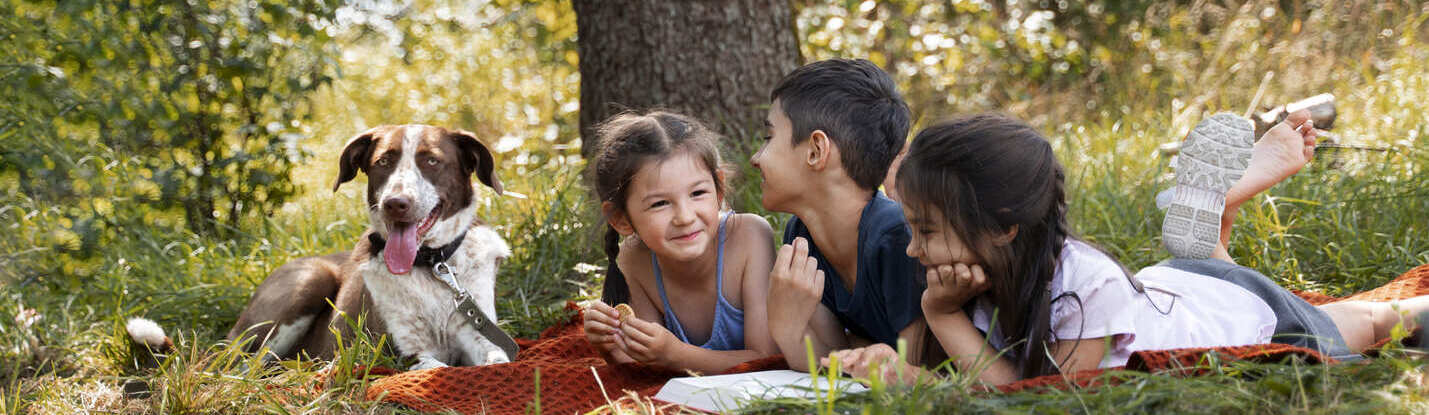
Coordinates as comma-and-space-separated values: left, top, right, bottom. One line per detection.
589, 111, 726, 306
771, 58, 911, 191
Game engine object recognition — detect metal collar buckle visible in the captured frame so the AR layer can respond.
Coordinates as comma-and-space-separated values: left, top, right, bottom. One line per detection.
433, 262, 454, 280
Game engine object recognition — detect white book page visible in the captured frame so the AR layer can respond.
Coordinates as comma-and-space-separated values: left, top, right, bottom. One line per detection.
653, 370, 869, 412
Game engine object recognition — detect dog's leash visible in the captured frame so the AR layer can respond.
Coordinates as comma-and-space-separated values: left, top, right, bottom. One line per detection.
431, 262, 521, 360
368, 231, 521, 360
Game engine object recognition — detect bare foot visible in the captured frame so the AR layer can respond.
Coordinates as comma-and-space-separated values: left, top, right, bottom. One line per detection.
1209, 109, 1319, 263
1225, 109, 1319, 208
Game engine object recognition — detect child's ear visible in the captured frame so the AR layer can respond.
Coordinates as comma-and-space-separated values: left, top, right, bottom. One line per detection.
807, 130, 834, 169
992, 225, 1019, 246
602, 201, 636, 236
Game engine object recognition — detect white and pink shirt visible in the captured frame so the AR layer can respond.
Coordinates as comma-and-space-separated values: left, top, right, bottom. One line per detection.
970, 240, 1276, 368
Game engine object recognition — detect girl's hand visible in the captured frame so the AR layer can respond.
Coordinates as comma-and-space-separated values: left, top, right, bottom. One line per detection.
582, 301, 623, 353
615, 315, 680, 367
822, 344, 921, 386
921, 263, 989, 317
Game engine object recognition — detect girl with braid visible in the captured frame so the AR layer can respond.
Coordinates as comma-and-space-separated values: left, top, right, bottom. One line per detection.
581, 111, 778, 373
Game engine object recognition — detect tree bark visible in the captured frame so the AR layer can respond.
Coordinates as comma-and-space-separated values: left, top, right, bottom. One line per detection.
573, 0, 801, 158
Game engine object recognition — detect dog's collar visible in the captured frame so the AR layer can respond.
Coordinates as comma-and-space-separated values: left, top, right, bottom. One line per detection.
367, 230, 469, 268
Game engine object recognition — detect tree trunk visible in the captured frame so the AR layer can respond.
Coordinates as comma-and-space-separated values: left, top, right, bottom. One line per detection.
573, 0, 801, 158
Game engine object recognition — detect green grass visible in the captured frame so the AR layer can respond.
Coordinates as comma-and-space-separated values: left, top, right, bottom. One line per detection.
832, 356, 1429, 413
4, 1, 1429, 414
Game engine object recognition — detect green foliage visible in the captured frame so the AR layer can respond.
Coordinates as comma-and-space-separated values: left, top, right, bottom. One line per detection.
782, 356, 1429, 414
3, 0, 1429, 413
0, 0, 339, 287
489, 165, 602, 338
317, 0, 579, 167
798, 0, 1428, 129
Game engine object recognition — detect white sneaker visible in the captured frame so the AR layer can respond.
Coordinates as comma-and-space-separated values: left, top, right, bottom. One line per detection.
1162, 113, 1254, 259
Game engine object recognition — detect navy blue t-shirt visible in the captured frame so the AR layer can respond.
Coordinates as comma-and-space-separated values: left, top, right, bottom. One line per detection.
782, 192, 924, 346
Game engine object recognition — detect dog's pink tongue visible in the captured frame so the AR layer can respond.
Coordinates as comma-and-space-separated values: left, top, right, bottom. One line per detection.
384, 224, 420, 275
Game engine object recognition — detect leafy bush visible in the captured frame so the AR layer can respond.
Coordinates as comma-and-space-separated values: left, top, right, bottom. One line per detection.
0, 0, 339, 285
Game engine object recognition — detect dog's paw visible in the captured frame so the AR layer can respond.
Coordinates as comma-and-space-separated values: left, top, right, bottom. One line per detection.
408, 356, 449, 371
485, 350, 510, 365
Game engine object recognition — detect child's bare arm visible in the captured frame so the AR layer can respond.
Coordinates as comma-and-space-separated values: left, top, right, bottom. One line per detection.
625, 270, 663, 327
604, 255, 662, 364
922, 264, 1019, 384
1046, 337, 1109, 375
737, 214, 780, 357
768, 237, 848, 370
926, 311, 1020, 384
805, 304, 849, 365
923, 264, 1112, 384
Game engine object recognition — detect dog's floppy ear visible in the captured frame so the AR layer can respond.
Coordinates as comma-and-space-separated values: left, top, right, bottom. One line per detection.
333, 128, 379, 192
450, 129, 503, 195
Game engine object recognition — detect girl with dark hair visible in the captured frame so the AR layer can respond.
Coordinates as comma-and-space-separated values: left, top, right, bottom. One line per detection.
862, 114, 1278, 383
581, 111, 779, 374
828, 112, 1429, 386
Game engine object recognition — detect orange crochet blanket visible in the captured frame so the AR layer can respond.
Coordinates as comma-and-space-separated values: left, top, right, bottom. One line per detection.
365, 304, 788, 414
366, 264, 1429, 414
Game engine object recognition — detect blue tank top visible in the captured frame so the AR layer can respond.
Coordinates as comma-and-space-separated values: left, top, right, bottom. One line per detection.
650, 212, 745, 351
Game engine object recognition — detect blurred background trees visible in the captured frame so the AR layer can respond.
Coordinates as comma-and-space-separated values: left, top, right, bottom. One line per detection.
0, 0, 1426, 351
1, 2, 1428, 405
1, 0, 338, 283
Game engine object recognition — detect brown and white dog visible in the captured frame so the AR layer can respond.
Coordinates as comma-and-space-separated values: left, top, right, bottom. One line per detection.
223, 125, 512, 370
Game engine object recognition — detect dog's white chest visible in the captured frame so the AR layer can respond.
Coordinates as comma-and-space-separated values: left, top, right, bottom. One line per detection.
361, 226, 510, 368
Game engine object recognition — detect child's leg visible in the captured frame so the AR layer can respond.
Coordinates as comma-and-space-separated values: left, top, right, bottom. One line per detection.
1210, 109, 1319, 263
1318, 296, 1429, 351
1159, 258, 1358, 359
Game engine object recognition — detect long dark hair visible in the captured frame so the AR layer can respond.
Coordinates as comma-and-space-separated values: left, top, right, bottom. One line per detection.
896, 114, 1070, 378
589, 111, 726, 305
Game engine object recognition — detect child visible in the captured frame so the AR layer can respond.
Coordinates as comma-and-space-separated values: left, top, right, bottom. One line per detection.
581, 111, 779, 374
830, 112, 1429, 385
752, 59, 927, 371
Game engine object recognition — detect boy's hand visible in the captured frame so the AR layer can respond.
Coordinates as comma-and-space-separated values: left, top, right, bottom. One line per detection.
614, 315, 679, 367
767, 237, 826, 338
822, 344, 920, 385
582, 301, 623, 353
921, 264, 988, 318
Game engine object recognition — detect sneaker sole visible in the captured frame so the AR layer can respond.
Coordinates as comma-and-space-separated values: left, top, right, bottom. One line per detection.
1162, 113, 1254, 259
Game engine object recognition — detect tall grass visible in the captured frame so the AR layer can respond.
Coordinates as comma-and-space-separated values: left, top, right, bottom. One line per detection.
1056, 11, 1429, 294
2, 0, 1428, 413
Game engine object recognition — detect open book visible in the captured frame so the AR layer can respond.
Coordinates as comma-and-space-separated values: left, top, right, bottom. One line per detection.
653, 370, 869, 413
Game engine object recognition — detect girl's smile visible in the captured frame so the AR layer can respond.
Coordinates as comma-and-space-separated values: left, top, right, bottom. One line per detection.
902, 203, 980, 269
615, 152, 723, 263
672, 229, 703, 242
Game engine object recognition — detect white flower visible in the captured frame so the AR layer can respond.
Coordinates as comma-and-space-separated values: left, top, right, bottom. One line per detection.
14, 303, 40, 329
572, 262, 604, 275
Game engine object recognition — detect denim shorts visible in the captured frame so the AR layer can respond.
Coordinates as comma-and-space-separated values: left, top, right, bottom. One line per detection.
1158, 258, 1360, 361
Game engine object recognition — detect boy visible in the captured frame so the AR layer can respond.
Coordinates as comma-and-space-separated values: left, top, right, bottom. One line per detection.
750, 59, 923, 370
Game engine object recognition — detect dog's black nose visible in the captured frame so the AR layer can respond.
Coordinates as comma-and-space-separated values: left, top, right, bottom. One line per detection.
382, 197, 411, 217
